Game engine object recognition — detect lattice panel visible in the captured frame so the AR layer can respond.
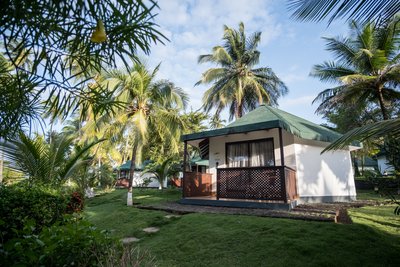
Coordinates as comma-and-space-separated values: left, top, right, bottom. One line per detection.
217, 167, 285, 201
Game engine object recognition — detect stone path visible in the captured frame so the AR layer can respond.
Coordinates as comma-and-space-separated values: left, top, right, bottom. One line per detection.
164, 214, 181, 219
121, 237, 140, 244
143, 227, 160, 233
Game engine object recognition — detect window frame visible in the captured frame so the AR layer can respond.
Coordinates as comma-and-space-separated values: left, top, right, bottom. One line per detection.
225, 138, 275, 168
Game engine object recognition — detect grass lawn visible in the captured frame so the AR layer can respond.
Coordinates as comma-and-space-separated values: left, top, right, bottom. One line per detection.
85, 189, 400, 267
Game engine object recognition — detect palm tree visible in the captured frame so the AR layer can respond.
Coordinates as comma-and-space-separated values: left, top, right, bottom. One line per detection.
196, 22, 288, 120
287, 0, 400, 26
312, 17, 400, 121
105, 61, 188, 205
0, 132, 101, 186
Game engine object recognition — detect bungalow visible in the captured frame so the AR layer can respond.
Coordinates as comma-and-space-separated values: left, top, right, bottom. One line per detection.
116, 160, 166, 188
181, 105, 359, 209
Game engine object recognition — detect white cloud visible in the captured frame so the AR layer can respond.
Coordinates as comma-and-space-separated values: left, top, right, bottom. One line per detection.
147, 0, 288, 113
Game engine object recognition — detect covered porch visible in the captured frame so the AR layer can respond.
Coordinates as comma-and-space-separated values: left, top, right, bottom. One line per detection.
181, 122, 299, 209
182, 165, 297, 208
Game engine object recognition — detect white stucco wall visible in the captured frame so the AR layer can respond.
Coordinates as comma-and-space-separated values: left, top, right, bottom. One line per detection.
294, 138, 356, 202
131, 172, 166, 188
208, 129, 296, 192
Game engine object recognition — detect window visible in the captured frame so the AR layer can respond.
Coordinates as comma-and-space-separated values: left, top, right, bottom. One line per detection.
226, 139, 275, 167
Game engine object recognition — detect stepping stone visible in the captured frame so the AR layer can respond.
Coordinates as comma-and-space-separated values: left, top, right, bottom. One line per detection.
142, 227, 159, 233
165, 214, 181, 219
121, 237, 140, 244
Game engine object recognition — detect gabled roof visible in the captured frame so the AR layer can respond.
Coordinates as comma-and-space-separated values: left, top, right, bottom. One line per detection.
181, 105, 342, 143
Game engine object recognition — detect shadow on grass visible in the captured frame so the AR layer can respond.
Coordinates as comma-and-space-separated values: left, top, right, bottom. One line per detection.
140, 212, 400, 267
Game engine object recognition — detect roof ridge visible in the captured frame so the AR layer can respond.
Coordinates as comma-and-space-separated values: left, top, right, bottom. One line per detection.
265, 105, 302, 133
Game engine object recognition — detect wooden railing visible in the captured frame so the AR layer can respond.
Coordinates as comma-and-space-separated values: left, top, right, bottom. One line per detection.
217, 166, 297, 202
183, 172, 213, 197
285, 167, 298, 201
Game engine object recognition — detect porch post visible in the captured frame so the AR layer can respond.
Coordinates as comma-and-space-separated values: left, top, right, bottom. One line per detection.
279, 127, 285, 166
279, 128, 287, 203
182, 141, 188, 198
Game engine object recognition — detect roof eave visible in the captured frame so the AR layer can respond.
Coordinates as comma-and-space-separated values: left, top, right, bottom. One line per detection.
181, 120, 283, 141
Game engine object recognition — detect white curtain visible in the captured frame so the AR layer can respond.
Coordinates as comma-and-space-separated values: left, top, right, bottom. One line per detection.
250, 140, 274, 167
227, 140, 274, 168
227, 143, 248, 167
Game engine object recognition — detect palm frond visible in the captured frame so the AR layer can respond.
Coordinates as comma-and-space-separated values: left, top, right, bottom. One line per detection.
287, 0, 400, 26
323, 118, 400, 152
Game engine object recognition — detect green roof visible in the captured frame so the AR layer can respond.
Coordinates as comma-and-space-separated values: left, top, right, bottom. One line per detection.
190, 157, 209, 166
119, 160, 152, 171
182, 105, 342, 143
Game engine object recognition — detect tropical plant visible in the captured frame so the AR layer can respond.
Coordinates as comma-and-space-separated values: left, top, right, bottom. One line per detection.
104, 61, 188, 202
143, 157, 177, 190
209, 113, 226, 129
312, 17, 400, 121
196, 22, 288, 120
0, 132, 102, 186
323, 118, 400, 151
287, 0, 400, 26
0, 0, 167, 139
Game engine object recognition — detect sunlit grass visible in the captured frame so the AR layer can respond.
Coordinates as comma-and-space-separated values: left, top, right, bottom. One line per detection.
84, 189, 400, 266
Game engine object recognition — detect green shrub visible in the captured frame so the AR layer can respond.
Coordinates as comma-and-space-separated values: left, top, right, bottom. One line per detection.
0, 216, 114, 266
0, 216, 155, 266
0, 184, 67, 242
66, 191, 85, 214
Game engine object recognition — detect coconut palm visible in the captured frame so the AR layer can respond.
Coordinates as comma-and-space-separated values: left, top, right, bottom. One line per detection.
105, 61, 188, 204
196, 22, 288, 120
312, 17, 400, 121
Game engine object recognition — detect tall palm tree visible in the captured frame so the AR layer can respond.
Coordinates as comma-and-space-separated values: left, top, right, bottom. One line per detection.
312, 17, 400, 121
196, 22, 288, 120
105, 61, 188, 204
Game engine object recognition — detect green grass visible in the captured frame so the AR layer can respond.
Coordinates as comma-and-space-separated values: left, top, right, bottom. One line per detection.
356, 189, 393, 201
85, 189, 400, 266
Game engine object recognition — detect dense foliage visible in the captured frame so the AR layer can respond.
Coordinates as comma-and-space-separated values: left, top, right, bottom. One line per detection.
0, 216, 116, 266
0, 0, 167, 140
0, 184, 68, 242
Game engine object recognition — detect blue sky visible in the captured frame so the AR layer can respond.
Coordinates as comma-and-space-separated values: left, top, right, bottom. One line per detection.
143, 0, 350, 125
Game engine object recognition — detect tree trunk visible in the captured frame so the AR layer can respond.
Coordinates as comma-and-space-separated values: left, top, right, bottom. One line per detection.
127, 143, 137, 206
98, 157, 101, 187
353, 153, 361, 177
377, 86, 389, 120
0, 149, 3, 184
235, 80, 243, 119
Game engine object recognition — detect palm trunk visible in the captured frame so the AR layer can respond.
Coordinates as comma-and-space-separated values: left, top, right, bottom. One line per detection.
377, 86, 389, 120
235, 80, 244, 119
0, 149, 3, 184
98, 157, 101, 187
127, 143, 137, 206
